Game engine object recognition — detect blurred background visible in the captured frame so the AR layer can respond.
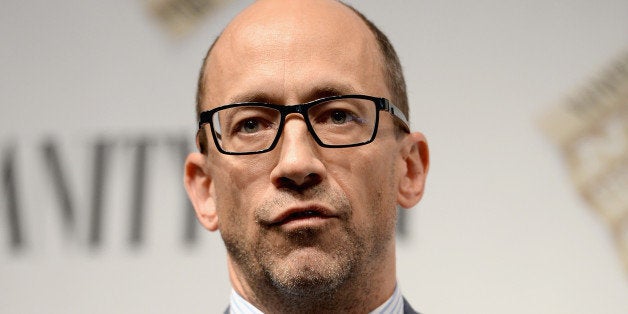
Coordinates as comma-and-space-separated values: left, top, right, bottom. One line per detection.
1, 0, 627, 313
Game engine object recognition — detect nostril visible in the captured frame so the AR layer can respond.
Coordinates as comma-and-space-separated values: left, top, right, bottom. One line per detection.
305, 173, 322, 185
303, 173, 322, 189
276, 173, 322, 191
276, 177, 296, 189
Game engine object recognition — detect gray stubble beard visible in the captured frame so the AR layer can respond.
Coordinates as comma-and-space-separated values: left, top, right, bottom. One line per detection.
221, 184, 396, 313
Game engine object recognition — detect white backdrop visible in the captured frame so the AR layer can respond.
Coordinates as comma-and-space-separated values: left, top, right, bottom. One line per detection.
1, 0, 627, 313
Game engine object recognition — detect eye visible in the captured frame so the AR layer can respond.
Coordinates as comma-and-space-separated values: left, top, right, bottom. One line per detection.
330, 110, 349, 124
317, 108, 363, 125
234, 117, 272, 134
241, 119, 261, 133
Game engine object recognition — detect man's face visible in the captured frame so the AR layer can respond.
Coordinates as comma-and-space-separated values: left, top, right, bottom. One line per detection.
195, 0, 410, 300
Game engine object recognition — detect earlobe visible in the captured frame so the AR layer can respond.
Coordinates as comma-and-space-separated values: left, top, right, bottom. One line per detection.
397, 132, 430, 209
184, 152, 219, 231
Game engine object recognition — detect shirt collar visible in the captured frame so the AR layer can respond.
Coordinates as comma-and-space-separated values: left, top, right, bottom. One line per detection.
368, 284, 404, 314
229, 290, 263, 314
228, 284, 403, 314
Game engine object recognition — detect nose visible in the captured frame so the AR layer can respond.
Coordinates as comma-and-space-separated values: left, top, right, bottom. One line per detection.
269, 116, 326, 190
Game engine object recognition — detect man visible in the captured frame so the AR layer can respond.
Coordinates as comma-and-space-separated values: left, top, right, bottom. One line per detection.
184, 0, 429, 313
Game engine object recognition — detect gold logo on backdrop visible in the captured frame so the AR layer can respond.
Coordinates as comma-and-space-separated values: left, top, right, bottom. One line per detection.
540, 51, 628, 275
146, 0, 229, 37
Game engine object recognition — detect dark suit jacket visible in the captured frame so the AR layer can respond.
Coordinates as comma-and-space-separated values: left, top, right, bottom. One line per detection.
403, 297, 420, 314
224, 297, 420, 313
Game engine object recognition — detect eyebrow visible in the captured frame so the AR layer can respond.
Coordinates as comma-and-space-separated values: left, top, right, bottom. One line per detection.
228, 92, 275, 104
227, 83, 359, 105
304, 86, 358, 102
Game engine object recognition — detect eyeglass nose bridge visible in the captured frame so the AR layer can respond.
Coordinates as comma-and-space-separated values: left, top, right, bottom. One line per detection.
275, 102, 310, 118
271, 102, 321, 150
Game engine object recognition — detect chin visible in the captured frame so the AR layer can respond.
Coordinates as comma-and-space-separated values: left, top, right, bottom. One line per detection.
266, 248, 354, 296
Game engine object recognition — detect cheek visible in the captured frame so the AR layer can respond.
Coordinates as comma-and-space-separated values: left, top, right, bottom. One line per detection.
329, 146, 398, 223
210, 156, 274, 227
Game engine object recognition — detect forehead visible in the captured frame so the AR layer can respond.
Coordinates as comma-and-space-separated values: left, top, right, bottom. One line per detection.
202, 0, 387, 108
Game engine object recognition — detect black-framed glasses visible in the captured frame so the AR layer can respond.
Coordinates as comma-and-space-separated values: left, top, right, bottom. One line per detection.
197, 94, 409, 155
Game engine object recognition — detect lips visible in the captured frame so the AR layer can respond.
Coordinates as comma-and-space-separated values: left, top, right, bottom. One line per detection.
267, 205, 337, 227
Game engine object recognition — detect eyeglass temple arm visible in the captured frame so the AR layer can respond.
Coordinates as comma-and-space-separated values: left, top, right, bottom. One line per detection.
381, 99, 410, 132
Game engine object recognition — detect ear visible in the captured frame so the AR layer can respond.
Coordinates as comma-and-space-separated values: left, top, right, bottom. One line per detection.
184, 152, 219, 231
397, 132, 429, 209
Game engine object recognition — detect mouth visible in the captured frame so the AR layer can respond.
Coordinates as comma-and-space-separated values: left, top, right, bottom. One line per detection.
267, 206, 337, 228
